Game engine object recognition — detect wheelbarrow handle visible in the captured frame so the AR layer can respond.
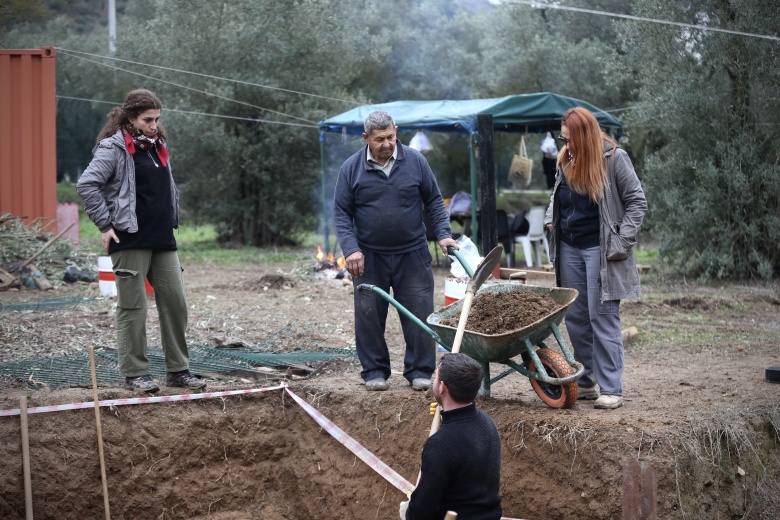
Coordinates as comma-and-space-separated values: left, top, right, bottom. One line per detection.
356, 284, 447, 348
447, 247, 474, 278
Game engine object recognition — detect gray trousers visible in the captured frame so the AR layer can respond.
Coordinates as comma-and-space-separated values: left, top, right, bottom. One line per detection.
558, 242, 624, 395
110, 249, 189, 378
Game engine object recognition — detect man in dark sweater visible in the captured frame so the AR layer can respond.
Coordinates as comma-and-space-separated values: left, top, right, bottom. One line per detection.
333, 111, 458, 392
402, 353, 503, 520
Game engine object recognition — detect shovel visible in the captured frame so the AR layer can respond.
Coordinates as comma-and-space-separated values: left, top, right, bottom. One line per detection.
412, 245, 503, 488
427, 244, 503, 436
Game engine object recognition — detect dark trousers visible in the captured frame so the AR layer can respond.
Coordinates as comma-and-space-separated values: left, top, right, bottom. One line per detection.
352, 246, 436, 383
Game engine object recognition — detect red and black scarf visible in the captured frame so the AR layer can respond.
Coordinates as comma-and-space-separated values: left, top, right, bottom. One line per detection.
124, 128, 169, 166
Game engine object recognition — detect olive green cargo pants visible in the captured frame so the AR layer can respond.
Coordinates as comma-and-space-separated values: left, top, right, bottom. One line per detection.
110, 249, 189, 378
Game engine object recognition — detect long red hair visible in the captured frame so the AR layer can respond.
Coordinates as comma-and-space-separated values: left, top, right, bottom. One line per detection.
557, 107, 616, 203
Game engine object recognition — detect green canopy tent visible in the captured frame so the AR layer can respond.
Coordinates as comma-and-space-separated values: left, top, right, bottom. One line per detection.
318, 92, 621, 254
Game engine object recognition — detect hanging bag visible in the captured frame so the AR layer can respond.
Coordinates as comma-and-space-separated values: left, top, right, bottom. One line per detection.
508, 136, 533, 187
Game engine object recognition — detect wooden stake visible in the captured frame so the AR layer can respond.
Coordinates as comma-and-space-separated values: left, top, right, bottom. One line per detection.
622, 460, 657, 520
90, 346, 111, 520
19, 223, 75, 270
20, 396, 33, 520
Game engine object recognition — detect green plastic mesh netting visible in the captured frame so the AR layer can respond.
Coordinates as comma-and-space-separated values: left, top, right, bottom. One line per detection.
0, 321, 356, 389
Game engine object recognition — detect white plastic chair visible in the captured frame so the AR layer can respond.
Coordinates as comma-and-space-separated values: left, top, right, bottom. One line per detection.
513, 206, 550, 267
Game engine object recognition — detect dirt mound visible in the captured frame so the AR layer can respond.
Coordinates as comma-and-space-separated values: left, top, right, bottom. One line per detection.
440, 291, 561, 335
211, 274, 296, 292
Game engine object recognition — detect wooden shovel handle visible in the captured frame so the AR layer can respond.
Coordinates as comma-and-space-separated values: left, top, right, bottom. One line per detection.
450, 291, 474, 355
428, 289, 475, 437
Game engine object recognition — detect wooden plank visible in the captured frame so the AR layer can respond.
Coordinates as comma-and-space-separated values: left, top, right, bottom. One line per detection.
506, 264, 651, 275
622, 460, 657, 520
639, 461, 657, 520
499, 268, 556, 287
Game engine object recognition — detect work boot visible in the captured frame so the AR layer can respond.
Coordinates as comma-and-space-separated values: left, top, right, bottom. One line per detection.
165, 370, 206, 390
577, 384, 600, 400
594, 394, 623, 409
411, 377, 432, 391
365, 377, 388, 391
124, 375, 160, 394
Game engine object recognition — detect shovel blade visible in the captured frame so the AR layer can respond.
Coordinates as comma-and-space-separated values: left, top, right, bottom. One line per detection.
467, 245, 503, 293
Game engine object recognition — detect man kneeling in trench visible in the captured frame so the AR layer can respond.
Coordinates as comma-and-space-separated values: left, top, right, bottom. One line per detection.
401, 353, 503, 520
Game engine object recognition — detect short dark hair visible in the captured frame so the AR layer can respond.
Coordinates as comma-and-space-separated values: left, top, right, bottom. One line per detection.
438, 353, 483, 403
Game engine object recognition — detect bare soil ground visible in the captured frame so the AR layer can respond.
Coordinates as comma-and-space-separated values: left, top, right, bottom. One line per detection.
1, 258, 779, 520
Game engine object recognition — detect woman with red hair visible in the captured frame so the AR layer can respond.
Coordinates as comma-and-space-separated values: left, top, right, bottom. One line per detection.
545, 107, 647, 410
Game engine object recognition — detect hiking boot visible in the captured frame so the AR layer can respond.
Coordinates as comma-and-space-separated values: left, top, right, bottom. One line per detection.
124, 375, 160, 394
365, 377, 389, 391
411, 377, 432, 391
577, 384, 600, 400
594, 394, 623, 410
165, 370, 206, 390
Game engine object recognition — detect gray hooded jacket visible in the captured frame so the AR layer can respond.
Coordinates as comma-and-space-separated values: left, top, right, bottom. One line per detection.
77, 130, 179, 234
545, 142, 647, 301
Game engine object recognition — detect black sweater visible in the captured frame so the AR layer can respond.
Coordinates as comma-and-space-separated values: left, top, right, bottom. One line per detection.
110, 147, 176, 253
407, 403, 502, 520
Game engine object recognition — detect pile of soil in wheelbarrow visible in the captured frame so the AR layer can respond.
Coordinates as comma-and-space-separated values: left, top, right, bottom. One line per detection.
441, 290, 562, 335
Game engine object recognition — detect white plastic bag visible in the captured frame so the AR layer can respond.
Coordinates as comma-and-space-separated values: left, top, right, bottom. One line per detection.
541, 132, 558, 159
408, 130, 433, 153
449, 235, 482, 279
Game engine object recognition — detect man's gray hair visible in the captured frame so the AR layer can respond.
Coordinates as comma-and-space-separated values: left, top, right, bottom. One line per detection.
364, 111, 396, 135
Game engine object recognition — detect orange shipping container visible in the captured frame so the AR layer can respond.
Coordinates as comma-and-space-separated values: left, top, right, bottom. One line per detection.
0, 47, 57, 226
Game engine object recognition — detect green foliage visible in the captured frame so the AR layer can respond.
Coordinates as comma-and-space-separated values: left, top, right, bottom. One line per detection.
55, 181, 80, 204
0, 0, 47, 37
10, 0, 777, 283
610, 0, 780, 279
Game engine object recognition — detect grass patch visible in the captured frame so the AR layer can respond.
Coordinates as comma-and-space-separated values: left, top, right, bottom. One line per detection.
56, 182, 81, 204
634, 248, 658, 264
178, 241, 312, 265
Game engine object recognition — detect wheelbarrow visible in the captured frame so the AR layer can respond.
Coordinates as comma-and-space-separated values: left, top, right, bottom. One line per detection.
358, 273, 583, 408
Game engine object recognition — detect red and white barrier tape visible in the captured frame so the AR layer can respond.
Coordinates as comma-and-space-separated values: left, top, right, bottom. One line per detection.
286, 388, 524, 519
285, 387, 416, 495
0, 384, 523, 518
0, 385, 285, 417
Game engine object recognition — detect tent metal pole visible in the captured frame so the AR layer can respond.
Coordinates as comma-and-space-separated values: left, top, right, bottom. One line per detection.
320, 134, 330, 254
477, 114, 497, 256
469, 133, 478, 242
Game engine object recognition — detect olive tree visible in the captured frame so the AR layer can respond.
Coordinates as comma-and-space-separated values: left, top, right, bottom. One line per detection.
610, 0, 780, 279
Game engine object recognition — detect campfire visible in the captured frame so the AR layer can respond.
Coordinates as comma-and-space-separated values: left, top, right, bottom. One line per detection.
313, 246, 348, 279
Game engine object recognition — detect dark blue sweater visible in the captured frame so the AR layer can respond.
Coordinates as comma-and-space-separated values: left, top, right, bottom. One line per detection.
558, 173, 600, 249
333, 143, 451, 257
407, 403, 503, 520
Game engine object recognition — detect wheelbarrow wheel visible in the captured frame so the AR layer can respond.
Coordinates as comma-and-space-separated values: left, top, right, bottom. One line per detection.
528, 348, 578, 409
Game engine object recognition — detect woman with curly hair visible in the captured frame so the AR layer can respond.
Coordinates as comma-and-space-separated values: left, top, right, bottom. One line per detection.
78, 88, 204, 393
